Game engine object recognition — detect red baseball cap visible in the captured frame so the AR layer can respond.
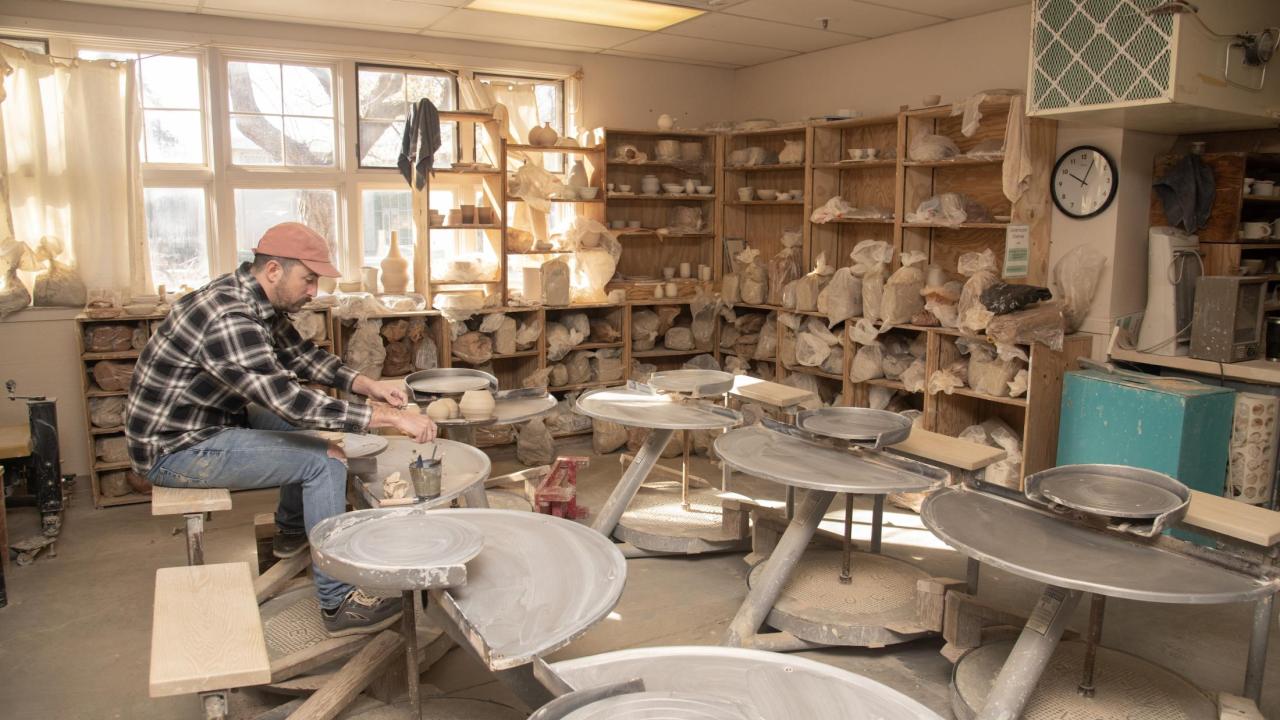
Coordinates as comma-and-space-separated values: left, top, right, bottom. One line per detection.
253, 222, 341, 278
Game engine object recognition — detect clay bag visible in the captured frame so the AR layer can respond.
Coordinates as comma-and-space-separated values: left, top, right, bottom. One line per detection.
767, 231, 803, 306
849, 344, 884, 383
452, 331, 494, 365
592, 349, 624, 381
593, 419, 628, 454
345, 320, 386, 379
89, 397, 126, 428
589, 317, 621, 343
382, 340, 414, 377
516, 418, 554, 466
492, 316, 518, 355
631, 310, 660, 351
95, 436, 128, 463
817, 267, 862, 328
880, 251, 927, 326
664, 326, 695, 351
92, 360, 135, 392
985, 302, 1066, 351
85, 325, 133, 352
755, 314, 778, 360
564, 350, 593, 385
957, 249, 1000, 334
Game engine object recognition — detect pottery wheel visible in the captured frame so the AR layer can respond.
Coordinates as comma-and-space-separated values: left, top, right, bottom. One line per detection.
715, 426, 937, 495
576, 387, 741, 430
435, 395, 558, 427
795, 407, 912, 446
648, 369, 734, 398
346, 694, 526, 720
364, 438, 490, 507
1036, 473, 1183, 519
560, 691, 766, 720
311, 508, 484, 592
551, 646, 944, 720
951, 641, 1215, 720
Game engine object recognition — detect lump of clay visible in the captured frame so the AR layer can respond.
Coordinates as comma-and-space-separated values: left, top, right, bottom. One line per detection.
632, 310, 660, 351
383, 340, 414, 377
550, 363, 569, 388
452, 331, 493, 365
100, 471, 131, 497
345, 319, 385, 380
565, 350, 593, 385
664, 326, 695, 351
382, 471, 411, 499
592, 349, 624, 381
426, 398, 459, 421
593, 419, 628, 454
589, 317, 621, 342
84, 325, 133, 352
542, 259, 570, 306
492, 316, 517, 355
95, 436, 129, 463
90, 397, 125, 428
517, 418, 554, 466
92, 360, 135, 392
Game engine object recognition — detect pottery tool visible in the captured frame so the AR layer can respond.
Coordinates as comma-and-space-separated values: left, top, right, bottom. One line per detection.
575, 385, 745, 557
716, 414, 947, 652
923, 467, 1279, 719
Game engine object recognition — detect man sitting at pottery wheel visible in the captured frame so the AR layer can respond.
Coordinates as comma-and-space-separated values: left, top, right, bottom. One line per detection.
126, 222, 436, 636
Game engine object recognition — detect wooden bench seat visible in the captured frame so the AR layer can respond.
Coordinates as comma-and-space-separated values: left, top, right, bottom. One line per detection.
0, 423, 30, 460
1183, 490, 1280, 548
150, 562, 270, 699
889, 428, 1006, 472
151, 486, 232, 516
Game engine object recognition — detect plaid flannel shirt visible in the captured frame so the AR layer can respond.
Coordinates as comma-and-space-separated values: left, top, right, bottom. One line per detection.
126, 264, 372, 474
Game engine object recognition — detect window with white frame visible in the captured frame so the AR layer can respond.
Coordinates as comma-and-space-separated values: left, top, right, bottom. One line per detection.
356, 64, 458, 169
227, 61, 336, 167
79, 47, 213, 289
1, 36, 49, 54
233, 188, 339, 266
476, 73, 564, 170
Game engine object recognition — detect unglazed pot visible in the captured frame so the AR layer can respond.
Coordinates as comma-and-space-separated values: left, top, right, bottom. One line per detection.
459, 390, 496, 420
380, 231, 409, 294
528, 122, 558, 147
657, 113, 674, 130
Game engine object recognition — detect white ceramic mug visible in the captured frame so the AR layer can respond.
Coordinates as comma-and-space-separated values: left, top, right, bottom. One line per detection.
1255, 180, 1275, 195
848, 149, 865, 160
1243, 221, 1272, 239
665, 281, 679, 297
679, 262, 691, 278
698, 265, 712, 282
1245, 177, 1256, 195
738, 187, 755, 201
663, 267, 676, 279
627, 220, 642, 228
864, 148, 879, 159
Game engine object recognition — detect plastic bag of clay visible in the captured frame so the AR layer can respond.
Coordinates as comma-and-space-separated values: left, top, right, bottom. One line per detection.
810, 196, 854, 224
664, 326, 695, 351
777, 328, 796, 367
866, 385, 894, 411
851, 240, 892, 322
927, 359, 969, 395
776, 311, 801, 332
690, 295, 718, 350
849, 317, 881, 345
84, 324, 134, 352
795, 333, 830, 367
880, 251, 928, 326
724, 354, 751, 375
736, 312, 766, 334
515, 315, 542, 350
905, 193, 987, 227
31, 238, 87, 308
1008, 368, 1029, 398
779, 138, 805, 164
593, 419, 628, 454
95, 435, 129, 463
452, 331, 494, 365
781, 280, 798, 309
901, 358, 926, 393
407, 333, 437, 371
721, 272, 741, 305
92, 360, 134, 392
755, 313, 778, 360
585, 317, 618, 344
683, 354, 720, 373
555, 312, 588, 340
651, 306, 679, 337
923, 281, 964, 328
719, 323, 740, 350
516, 417, 555, 466
548, 363, 569, 388
820, 344, 844, 375
522, 366, 553, 389
794, 254, 834, 313
344, 320, 385, 379
900, 409, 924, 427
564, 350, 594, 386
967, 344, 1021, 397
291, 311, 327, 343
781, 372, 825, 408
567, 220, 622, 303
630, 309, 659, 351
334, 292, 380, 321
738, 248, 768, 305
881, 352, 914, 380
768, 230, 803, 306
907, 134, 959, 162
957, 250, 1000, 334
817, 268, 862, 328
966, 137, 1005, 159
986, 301, 1065, 351
803, 316, 839, 346
981, 282, 1052, 315
509, 163, 564, 213
543, 323, 571, 362
1052, 245, 1107, 333
669, 205, 704, 234
849, 344, 884, 383
89, 396, 125, 428
0, 239, 36, 319
382, 339, 413, 377
487, 316, 516, 355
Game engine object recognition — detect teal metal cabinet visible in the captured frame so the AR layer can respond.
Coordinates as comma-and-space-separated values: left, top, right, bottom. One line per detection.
1057, 369, 1235, 495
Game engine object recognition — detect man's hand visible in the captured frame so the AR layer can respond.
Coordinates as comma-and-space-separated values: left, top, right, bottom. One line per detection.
353, 375, 408, 408
370, 404, 436, 443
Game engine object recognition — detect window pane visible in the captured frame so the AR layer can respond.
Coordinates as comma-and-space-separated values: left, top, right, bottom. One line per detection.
234, 189, 338, 267
141, 55, 200, 109
282, 64, 333, 117
144, 188, 209, 290
2, 37, 48, 54
227, 61, 282, 114
144, 110, 203, 164
358, 69, 406, 120
406, 72, 455, 109
361, 190, 416, 269
283, 117, 334, 166
230, 113, 283, 165
78, 49, 136, 62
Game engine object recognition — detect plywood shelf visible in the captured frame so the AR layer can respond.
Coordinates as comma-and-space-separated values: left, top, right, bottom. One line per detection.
948, 387, 1028, 407
606, 160, 713, 169
632, 348, 709, 358
1242, 194, 1280, 203
90, 425, 124, 435
903, 156, 1004, 167
812, 218, 895, 225
901, 222, 1009, 229
615, 228, 714, 238
507, 143, 605, 154
724, 200, 805, 207
430, 224, 502, 231
724, 126, 807, 137
607, 194, 715, 201
549, 380, 623, 393
83, 350, 141, 361
725, 163, 806, 173
509, 197, 605, 204
432, 167, 501, 175
782, 364, 843, 381
94, 461, 132, 472
813, 160, 896, 169
866, 378, 911, 392
96, 493, 151, 507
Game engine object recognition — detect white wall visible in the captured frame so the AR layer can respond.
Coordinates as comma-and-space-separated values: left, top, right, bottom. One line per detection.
0, 309, 90, 475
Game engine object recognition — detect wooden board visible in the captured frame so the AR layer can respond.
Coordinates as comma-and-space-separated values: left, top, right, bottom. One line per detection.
890, 428, 1005, 471
730, 376, 814, 409
150, 486, 233, 516
0, 424, 30, 460
150, 562, 271, 697
1182, 489, 1280, 548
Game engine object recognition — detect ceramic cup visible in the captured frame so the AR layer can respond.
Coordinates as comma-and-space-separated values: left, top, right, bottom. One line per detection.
665, 281, 679, 297
628, 220, 642, 228
738, 187, 755, 201
663, 267, 676, 280
679, 262, 691, 278
1255, 180, 1276, 195
848, 149, 865, 160
653, 284, 665, 300
776, 192, 792, 201
922, 94, 942, 106
864, 148, 879, 159
789, 189, 803, 199
606, 183, 615, 192
1245, 177, 1256, 194
1243, 221, 1272, 239
698, 265, 712, 281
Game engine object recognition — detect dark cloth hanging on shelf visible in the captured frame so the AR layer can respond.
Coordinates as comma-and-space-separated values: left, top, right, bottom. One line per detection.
397, 98, 440, 190
1153, 153, 1215, 232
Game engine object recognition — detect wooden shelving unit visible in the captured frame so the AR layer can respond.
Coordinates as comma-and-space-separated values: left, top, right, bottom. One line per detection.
721, 125, 811, 286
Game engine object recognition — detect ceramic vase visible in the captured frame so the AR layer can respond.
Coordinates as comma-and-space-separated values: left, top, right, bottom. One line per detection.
657, 113, 674, 130
568, 161, 589, 189
361, 266, 380, 294
459, 390, 496, 420
380, 231, 409, 294
529, 122, 558, 147
640, 175, 661, 195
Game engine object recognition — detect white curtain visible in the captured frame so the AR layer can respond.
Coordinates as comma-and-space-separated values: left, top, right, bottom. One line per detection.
0, 45, 146, 298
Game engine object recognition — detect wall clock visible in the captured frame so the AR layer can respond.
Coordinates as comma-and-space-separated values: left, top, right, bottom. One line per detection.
1052, 145, 1117, 219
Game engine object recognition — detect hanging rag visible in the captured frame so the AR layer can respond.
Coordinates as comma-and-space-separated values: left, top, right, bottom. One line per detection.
1002, 95, 1033, 204
398, 98, 441, 190
1153, 154, 1216, 232
952, 88, 1020, 137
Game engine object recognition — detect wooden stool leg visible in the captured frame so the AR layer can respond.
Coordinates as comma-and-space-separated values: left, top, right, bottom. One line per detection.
403, 590, 421, 720
184, 513, 205, 566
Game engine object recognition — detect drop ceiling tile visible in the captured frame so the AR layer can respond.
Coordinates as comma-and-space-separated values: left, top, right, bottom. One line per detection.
725, 0, 944, 38
610, 33, 793, 67
64, 0, 202, 9
427, 9, 646, 50
202, 0, 453, 30
418, 28, 604, 54
662, 12, 861, 52
601, 48, 741, 70
867, 0, 1028, 20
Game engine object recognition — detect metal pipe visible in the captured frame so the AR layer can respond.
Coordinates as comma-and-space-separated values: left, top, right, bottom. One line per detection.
1077, 594, 1107, 697
185, 513, 205, 566
785, 486, 795, 521
403, 590, 421, 720
839, 494, 854, 585
978, 586, 1083, 720
1245, 593, 1274, 704
870, 495, 885, 555
591, 428, 675, 537
725, 489, 834, 647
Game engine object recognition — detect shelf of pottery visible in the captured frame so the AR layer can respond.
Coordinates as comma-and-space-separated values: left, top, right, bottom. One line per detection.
78, 306, 336, 508
601, 127, 719, 300
1151, 152, 1280, 309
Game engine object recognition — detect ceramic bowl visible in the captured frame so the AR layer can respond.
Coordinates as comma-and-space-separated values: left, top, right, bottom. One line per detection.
578, 187, 599, 200
610, 220, 625, 229
696, 185, 713, 194
1242, 259, 1266, 274
737, 187, 755, 201
757, 189, 778, 201
663, 183, 686, 194
776, 192, 792, 201
617, 184, 632, 193
628, 220, 642, 228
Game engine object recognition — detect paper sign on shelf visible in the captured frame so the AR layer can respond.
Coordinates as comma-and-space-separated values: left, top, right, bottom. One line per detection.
1003, 225, 1029, 279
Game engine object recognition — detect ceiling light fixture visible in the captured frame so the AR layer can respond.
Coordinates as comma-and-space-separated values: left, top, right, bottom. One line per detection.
467, 0, 703, 31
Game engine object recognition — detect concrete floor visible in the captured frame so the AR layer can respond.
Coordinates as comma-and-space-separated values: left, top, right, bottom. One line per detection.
0, 435, 1277, 719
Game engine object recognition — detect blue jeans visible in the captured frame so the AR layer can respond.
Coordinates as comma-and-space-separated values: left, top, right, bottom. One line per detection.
147, 406, 351, 609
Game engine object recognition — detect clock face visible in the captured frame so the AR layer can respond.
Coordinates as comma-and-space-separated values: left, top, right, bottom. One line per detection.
1053, 146, 1117, 219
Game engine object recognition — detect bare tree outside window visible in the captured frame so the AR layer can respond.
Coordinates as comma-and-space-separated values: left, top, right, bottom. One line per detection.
356, 65, 458, 168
